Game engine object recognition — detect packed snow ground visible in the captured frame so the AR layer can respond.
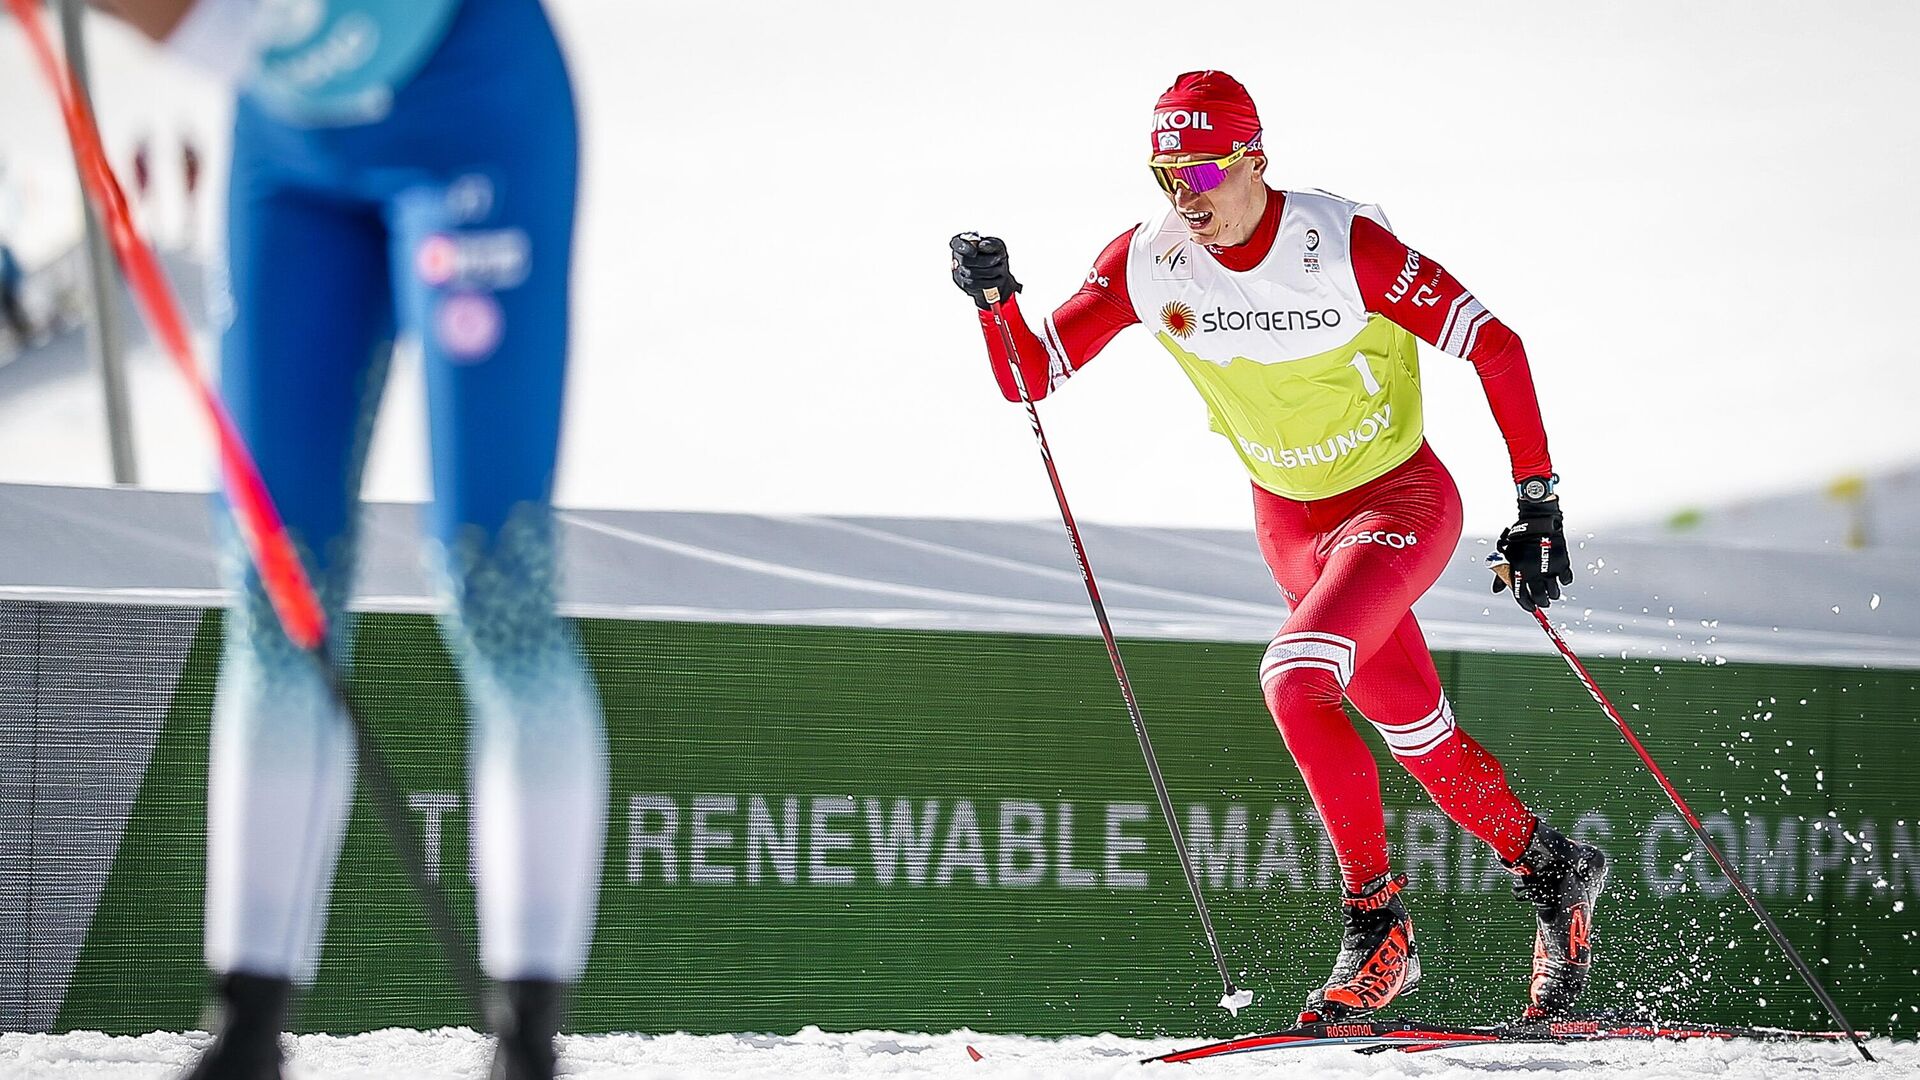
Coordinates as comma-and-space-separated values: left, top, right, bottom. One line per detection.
0, 1027, 1905, 1080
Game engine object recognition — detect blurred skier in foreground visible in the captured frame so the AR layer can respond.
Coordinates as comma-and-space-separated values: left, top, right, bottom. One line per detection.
950, 70, 1606, 1024
0, 238, 32, 346
91, 1, 606, 1076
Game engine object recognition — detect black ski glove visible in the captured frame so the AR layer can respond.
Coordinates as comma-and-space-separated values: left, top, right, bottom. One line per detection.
1495, 494, 1574, 611
950, 233, 1022, 310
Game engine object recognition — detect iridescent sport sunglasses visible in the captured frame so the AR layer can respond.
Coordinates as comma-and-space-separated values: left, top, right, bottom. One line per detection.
1148, 132, 1262, 195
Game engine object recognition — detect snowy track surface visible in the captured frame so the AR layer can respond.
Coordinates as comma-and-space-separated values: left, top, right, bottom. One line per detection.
0, 1028, 1906, 1079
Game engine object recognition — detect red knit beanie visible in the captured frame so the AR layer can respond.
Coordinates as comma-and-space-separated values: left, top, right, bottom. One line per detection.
1150, 70, 1263, 158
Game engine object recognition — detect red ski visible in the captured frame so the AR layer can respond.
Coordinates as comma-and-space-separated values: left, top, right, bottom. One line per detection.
1148, 1018, 1866, 1062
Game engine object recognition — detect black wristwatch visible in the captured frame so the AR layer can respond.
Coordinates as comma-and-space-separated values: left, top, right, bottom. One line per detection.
1516, 474, 1558, 502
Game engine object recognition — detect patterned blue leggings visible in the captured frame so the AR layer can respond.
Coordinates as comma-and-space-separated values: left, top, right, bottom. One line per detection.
204, 0, 606, 984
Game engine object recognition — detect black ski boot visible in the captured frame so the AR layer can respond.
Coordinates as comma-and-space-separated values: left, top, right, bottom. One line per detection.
488, 980, 568, 1080
1507, 822, 1608, 1019
1299, 872, 1421, 1023
177, 972, 292, 1080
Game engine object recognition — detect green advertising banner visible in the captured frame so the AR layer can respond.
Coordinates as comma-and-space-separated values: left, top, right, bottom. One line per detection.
47, 610, 1920, 1040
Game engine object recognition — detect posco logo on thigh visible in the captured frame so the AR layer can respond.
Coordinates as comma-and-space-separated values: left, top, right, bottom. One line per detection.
1334, 529, 1418, 551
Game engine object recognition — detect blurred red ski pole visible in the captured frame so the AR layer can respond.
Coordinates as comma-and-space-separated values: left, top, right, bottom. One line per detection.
1489, 557, 1872, 1061
7, 0, 485, 1022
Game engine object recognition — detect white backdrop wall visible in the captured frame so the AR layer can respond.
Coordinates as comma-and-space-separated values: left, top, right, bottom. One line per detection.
2, 1, 1915, 538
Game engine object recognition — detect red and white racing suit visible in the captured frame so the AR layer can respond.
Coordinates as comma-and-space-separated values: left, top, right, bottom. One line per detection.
975, 189, 1545, 891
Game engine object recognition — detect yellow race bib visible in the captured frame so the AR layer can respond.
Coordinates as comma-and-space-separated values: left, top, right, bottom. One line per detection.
1157, 315, 1424, 500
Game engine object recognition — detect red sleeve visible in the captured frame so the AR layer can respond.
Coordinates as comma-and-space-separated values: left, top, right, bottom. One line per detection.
1350, 215, 1553, 484
978, 229, 1140, 403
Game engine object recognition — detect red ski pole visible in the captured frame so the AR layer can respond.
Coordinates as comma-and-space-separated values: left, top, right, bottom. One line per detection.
1489, 558, 1872, 1061
7, 0, 323, 647
983, 285, 1251, 1015
9, 0, 485, 1022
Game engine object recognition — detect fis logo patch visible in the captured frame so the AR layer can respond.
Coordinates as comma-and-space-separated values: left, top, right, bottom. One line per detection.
1151, 240, 1194, 281
1158, 130, 1181, 152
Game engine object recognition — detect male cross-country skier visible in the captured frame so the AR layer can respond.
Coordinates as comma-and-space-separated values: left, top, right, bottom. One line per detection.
93, 1, 605, 1077
950, 70, 1606, 1024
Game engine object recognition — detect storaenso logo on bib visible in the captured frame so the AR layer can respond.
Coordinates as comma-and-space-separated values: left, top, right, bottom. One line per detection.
1237, 405, 1393, 470
1160, 302, 1197, 339
1201, 308, 1341, 333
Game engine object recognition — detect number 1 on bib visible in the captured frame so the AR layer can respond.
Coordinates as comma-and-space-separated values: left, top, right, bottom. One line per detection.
1348, 352, 1382, 396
